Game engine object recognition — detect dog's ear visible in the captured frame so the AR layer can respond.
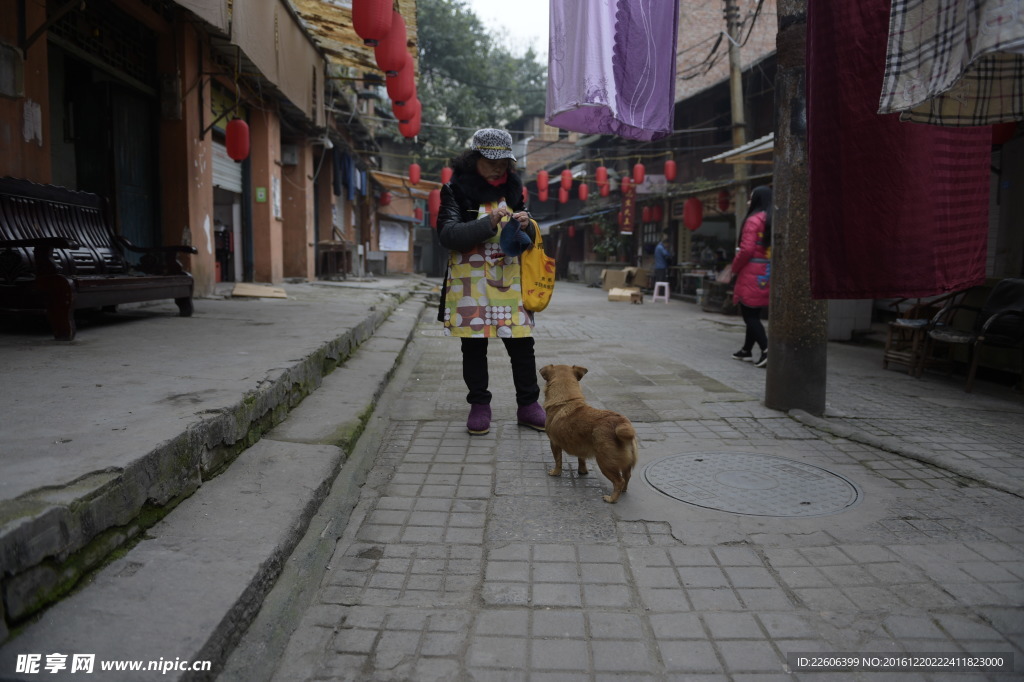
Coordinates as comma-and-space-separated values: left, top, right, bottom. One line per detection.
539, 365, 552, 381
573, 366, 588, 380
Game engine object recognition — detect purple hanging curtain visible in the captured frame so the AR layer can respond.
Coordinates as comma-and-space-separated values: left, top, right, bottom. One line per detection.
546, 0, 680, 141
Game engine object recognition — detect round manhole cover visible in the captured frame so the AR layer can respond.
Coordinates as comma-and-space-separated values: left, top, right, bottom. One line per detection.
643, 453, 860, 517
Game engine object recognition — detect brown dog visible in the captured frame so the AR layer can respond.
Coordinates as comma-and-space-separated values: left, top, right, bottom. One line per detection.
539, 364, 638, 503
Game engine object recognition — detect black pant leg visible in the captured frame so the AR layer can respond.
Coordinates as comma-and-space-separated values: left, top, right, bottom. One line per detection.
461, 337, 491, 405
501, 336, 540, 406
740, 303, 768, 352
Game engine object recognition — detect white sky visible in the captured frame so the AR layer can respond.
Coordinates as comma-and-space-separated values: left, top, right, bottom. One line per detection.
460, 0, 550, 61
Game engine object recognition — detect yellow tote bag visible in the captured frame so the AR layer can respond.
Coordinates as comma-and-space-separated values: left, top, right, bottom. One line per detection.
520, 223, 555, 312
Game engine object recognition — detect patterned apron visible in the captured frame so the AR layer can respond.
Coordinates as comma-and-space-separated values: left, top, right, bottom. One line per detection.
441, 199, 534, 338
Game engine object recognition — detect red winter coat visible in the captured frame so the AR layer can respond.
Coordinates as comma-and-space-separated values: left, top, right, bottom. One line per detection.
731, 211, 771, 307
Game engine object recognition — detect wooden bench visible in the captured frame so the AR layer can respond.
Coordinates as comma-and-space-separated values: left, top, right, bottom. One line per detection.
0, 177, 197, 340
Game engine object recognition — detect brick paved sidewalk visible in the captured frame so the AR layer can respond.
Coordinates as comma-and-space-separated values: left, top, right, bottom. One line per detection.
233, 282, 1023, 681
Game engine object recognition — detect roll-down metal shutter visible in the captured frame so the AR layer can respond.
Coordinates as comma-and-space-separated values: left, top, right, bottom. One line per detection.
213, 141, 243, 193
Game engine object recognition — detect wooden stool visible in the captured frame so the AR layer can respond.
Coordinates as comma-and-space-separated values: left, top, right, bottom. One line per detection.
882, 318, 929, 374
652, 281, 670, 303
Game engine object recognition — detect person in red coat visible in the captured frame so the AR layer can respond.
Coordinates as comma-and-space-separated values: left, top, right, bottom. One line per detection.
730, 186, 772, 368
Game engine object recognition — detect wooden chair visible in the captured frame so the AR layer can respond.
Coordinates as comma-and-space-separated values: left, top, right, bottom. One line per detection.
919, 279, 1024, 391
882, 291, 961, 375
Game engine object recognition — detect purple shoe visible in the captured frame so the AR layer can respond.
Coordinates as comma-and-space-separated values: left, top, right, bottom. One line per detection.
517, 402, 547, 431
467, 404, 491, 435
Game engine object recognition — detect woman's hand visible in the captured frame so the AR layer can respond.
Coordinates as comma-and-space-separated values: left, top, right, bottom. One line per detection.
510, 211, 530, 228
489, 206, 511, 228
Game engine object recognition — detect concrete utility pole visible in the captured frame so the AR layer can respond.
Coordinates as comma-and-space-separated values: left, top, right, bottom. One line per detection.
764, 0, 828, 416
725, 0, 748, 234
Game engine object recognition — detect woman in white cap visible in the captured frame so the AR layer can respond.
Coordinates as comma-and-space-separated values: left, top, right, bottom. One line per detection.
435, 128, 546, 435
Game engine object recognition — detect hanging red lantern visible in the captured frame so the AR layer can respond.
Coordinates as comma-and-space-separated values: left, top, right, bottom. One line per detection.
378, 191, 392, 206
568, 225, 576, 238
559, 186, 569, 204
538, 187, 549, 202
599, 182, 610, 197
408, 162, 421, 185
641, 206, 651, 223
683, 197, 704, 231
578, 183, 588, 201
398, 100, 421, 138
522, 186, 529, 205
664, 159, 677, 182
374, 11, 408, 76
633, 162, 645, 185
653, 204, 664, 222
428, 189, 441, 228
385, 57, 415, 103
225, 118, 250, 161
595, 165, 608, 186
441, 167, 453, 184
393, 95, 419, 122
561, 169, 573, 192
620, 176, 631, 194
717, 189, 730, 212
352, 0, 393, 46
537, 170, 549, 192
414, 206, 424, 222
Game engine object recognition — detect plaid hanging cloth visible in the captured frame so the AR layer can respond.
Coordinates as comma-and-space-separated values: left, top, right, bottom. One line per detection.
878, 0, 1024, 125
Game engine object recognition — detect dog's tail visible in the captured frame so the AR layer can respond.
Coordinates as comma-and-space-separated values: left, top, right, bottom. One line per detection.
615, 423, 639, 467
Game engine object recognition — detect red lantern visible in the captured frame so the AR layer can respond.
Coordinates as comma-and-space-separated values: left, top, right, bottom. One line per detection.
717, 189, 730, 212
352, 0, 393, 46
428, 189, 441, 228
441, 167, 453, 184
537, 170, 549, 192
414, 206, 424, 222
398, 100, 421, 138
664, 159, 677, 182
655, 204, 665, 221
379, 191, 392, 206
559, 186, 569, 204
374, 11, 408, 76
578, 183, 588, 201
561, 169, 573, 192
620, 176, 631, 194
599, 183, 610, 197
568, 225, 576, 238
385, 57, 415, 103
595, 165, 608, 186
522, 186, 529, 205
393, 95, 418, 122
225, 118, 250, 161
633, 162, 645, 184
408, 162, 421, 185
538, 187, 549, 202
641, 206, 651, 223
684, 197, 704, 231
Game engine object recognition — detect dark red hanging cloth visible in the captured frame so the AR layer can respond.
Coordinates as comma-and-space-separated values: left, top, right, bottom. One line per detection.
807, 0, 990, 299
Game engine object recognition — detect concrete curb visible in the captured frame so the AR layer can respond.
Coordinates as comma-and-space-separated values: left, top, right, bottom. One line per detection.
788, 409, 1024, 499
0, 292, 429, 680
0, 281, 427, 642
